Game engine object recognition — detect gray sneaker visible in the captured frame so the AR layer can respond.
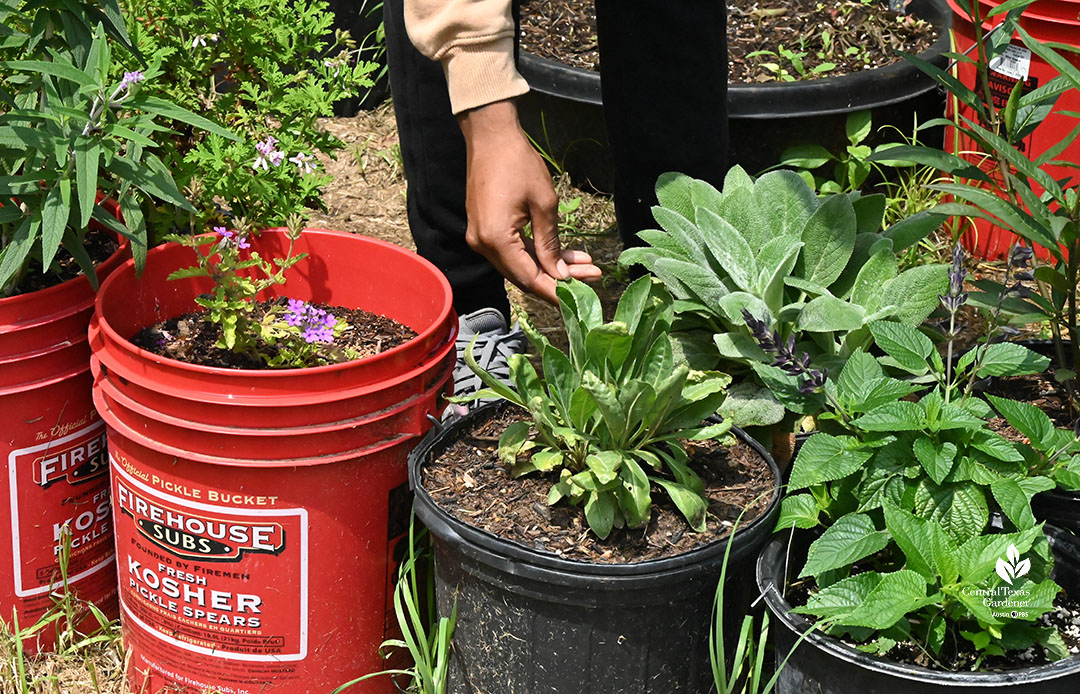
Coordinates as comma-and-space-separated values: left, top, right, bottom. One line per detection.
445, 308, 527, 419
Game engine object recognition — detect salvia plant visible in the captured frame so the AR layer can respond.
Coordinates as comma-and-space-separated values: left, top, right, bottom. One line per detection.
761, 243, 1080, 666
619, 166, 947, 428
0, 0, 234, 296
457, 277, 733, 539
872, 0, 1080, 417
118, 0, 378, 233
166, 216, 358, 368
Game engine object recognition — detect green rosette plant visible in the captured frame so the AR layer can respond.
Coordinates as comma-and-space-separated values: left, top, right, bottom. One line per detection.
118, 0, 378, 233
756, 246, 1080, 666
457, 277, 733, 539
0, 0, 235, 295
619, 166, 948, 428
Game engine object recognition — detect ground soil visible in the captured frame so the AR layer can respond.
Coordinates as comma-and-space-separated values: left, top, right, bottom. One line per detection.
421, 405, 776, 564
519, 0, 939, 83
132, 297, 416, 369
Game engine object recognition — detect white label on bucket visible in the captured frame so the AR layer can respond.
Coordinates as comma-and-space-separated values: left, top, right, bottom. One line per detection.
989, 44, 1032, 82
113, 460, 309, 662
8, 419, 114, 598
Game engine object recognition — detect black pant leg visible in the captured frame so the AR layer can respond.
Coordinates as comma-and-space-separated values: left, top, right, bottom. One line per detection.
384, 0, 511, 320
594, 0, 729, 247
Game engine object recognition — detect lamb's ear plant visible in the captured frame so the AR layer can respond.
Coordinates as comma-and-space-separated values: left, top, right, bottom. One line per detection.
457, 277, 733, 539
870, 0, 1080, 418
619, 167, 948, 428
757, 244, 1077, 667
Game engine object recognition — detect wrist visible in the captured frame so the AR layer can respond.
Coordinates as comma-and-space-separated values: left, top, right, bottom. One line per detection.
458, 100, 523, 148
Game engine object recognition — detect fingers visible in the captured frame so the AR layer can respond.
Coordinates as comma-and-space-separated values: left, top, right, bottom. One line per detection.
528, 191, 567, 282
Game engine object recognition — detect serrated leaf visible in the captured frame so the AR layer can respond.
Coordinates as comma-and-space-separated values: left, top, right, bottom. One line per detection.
789, 433, 873, 489
991, 478, 1037, 530
987, 395, 1055, 450
775, 494, 821, 530
869, 321, 933, 374
974, 343, 1051, 378
879, 264, 950, 326
853, 401, 926, 432
913, 439, 957, 485
800, 513, 890, 577
838, 350, 884, 400
914, 481, 989, 545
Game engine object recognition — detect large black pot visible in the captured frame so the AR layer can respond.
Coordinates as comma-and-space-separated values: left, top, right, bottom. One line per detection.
756, 526, 1080, 693
516, 0, 951, 192
409, 401, 782, 694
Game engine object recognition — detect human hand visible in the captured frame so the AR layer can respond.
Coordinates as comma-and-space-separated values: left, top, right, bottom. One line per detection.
458, 100, 602, 304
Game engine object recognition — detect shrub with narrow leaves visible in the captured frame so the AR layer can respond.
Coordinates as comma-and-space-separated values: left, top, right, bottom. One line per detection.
620, 167, 948, 428
457, 277, 733, 539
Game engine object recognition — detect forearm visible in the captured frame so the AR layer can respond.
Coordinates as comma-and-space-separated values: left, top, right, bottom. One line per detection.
404, 0, 529, 114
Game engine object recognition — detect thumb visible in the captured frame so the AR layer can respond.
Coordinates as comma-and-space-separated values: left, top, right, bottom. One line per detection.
529, 193, 568, 281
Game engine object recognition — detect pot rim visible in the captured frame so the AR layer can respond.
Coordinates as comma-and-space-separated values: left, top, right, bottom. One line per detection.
517, 0, 952, 119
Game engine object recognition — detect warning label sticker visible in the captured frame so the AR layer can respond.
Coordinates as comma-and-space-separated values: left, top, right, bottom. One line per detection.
8, 420, 114, 600
113, 461, 308, 662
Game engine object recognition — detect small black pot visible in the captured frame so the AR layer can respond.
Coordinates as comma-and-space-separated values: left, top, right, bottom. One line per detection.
409, 402, 782, 694
516, 0, 951, 191
756, 526, 1080, 693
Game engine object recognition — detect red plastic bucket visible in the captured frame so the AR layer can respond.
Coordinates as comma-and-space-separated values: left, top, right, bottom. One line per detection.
947, 0, 1080, 259
89, 228, 455, 694
0, 212, 126, 653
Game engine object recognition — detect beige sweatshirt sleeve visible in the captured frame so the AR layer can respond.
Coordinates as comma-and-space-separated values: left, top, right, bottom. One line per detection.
404, 0, 530, 114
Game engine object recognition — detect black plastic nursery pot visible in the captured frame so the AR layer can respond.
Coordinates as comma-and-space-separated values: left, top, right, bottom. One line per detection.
516, 0, 951, 192
756, 526, 1080, 693
409, 402, 782, 694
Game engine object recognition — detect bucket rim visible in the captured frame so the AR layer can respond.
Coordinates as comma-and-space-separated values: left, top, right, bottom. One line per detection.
93, 228, 455, 380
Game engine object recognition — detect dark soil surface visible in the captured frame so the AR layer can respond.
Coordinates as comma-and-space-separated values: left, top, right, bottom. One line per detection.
422, 406, 776, 564
519, 0, 938, 82
9, 227, 118, 296
132, 297, 416, 369
786, 577, 1080, 670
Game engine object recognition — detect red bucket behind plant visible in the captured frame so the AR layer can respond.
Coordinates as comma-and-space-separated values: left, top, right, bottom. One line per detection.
0, 206, 125, 654
89, 229, 455, 694
947, 0, 1080, 260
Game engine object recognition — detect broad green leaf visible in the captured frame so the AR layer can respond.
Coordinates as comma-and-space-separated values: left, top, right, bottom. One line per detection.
754, 169, 820, 240
882, 211, 946, 252
779, 143, 834, 168
879, 264, 950, 326
652, 477, 707, 531
713, 332, 769, 362
74, 136, 100, 228
798, 570, 931, 630
913, 439, 957, 485
991, 478, 1036, 529
869, 321, 933, 373
652, 205, 710, 267
0, 216, 37, 289
789, 433, 872, 489
613, 275, 653, 336
775, 494, 821, 530
914, 481, 989, 545
586, 451, 623, 484
696, 206, 756, 291
883, 504, 950, 580
800, 513, 890, 577
617, 457, 651, 527
987, 395, 1055, 450
853, 401, 926, 432
851, 378, 923, 413
581, 371, 627, 442
850, 247, 898, 309
655, 257, 730, 307
837, 350, 884, 400
850, 193, 887, 236
655, 171, 698, 221
584, 491, 616, 539
971, 429, 1025, 463
718, 383, 785, 427
797, 194, 856, 287
715, 183, 770, 250
0, 60, 95, 86
796, 295, 866, 333
958, 525, 1043, 583
973, 343, 1051, 378
497, 421, 532, 465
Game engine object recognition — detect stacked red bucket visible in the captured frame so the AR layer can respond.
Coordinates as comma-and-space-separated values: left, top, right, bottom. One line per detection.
947, 0, 1080, 259
89, 229, 455, 694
